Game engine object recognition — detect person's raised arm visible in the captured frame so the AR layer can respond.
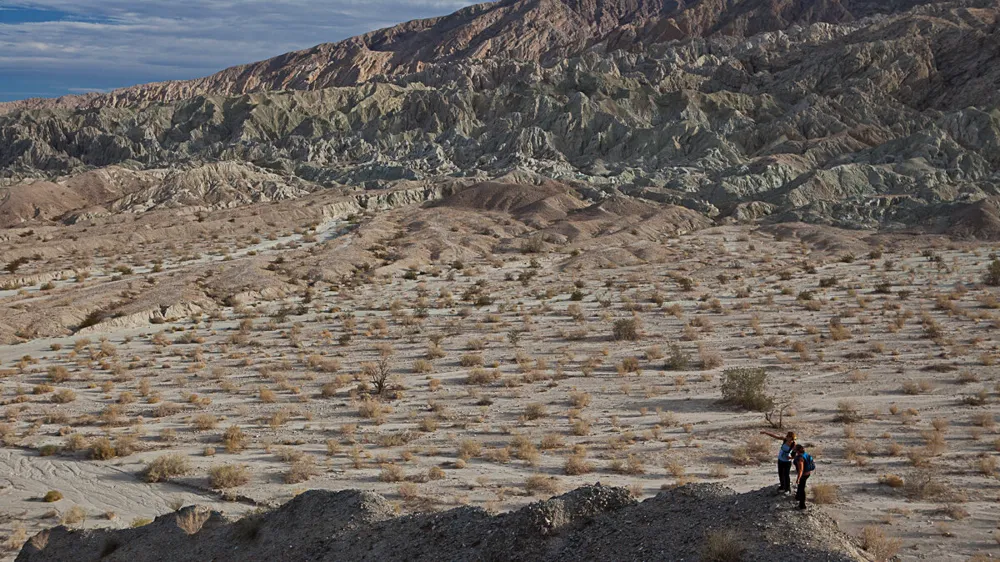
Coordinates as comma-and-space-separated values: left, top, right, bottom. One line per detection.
759, 431, 782, 440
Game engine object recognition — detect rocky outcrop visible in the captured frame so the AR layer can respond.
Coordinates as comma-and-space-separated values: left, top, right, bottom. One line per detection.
16, 484, 873, 562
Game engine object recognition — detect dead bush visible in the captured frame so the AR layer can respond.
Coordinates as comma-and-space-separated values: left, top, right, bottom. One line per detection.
144, 454, 191, 483
222, 425, 248, 453
612, 318, 640, 341
284, 457, 319, 484
702, 529, 746, 562
730, 435, 771, 466
524, 474, 561, 496
209, 464, 250, 489
860, 526, 902, 562
564, 454, 594, 475
811, 483, 839, 504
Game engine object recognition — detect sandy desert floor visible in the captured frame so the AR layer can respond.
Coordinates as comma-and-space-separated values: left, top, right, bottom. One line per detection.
0, 190, 998, 561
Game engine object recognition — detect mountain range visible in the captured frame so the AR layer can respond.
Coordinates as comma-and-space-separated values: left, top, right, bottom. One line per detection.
2, 0, 1000, 234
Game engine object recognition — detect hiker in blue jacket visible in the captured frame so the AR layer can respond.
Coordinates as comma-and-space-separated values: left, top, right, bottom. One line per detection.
792, 444, 815, 510
760, 431, 796, 493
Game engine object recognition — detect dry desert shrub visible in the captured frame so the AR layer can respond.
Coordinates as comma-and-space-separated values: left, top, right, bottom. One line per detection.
612, 318, 640, 341
610, 454, 645, 475
730, 435, 771, 466
977, 455, 998, 477
524, 474, 561, 496
379, 464, 405, 483
418, 416, 439, 433
42, 490, 63, 502
457, 439, 482, 461
221, 425, 248, 453
564, 454, 594, 475
663, 345, 690, 371
860, 526, 902, 562
512, 437, 540, 465
902, 379, 934, 395
88, 437, 117, 460
834, 401, 862, 423
828, 318, 852, 341
48, 366, 71, 384
569, 391, 591, 408
61, 505, 87, 526
539, 433, 565, 450
466, 368, 499, 385
664, 459, 685, 479
617, 356, 640, 375
699, 345, 723, 370
879, 474, 905, 488
708, 464, 730, 479
284, 457, 319, 484
397, 482, 420, 503
484, 447, 511, 464
357, 398, 384, 419
571, 419, 592, 436
972, 413, 995, 428
2, 526, 29, 552
459, 353, 483, 367
523, 403, 547, 420
192, 414, 218, 431
145, 454, 192, 483
701, 529, 746, 562
51, 389, 76, 403
209, 464, 250, 489
810, 483, 839, 504
903, 470, 959, 501
273, 446, 303, 462
957, 371, 981, 384
306, 355, 339, 373
426, 344, 446, 359
645, 346, 664, 360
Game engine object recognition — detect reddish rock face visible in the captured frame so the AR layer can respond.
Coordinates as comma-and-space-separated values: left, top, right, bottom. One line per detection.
0, 0, 945, 114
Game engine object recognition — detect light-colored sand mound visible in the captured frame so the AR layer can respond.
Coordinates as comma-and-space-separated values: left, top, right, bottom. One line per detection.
762, 223, 875, 255
945, 196, 1000, 240
435, 180, 587, 223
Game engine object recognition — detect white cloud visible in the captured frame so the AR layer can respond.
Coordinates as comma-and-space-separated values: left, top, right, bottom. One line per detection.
0, 0, 479, 93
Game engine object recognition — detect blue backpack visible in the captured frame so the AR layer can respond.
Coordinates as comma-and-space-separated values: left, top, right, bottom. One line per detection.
801, 452, 816, 472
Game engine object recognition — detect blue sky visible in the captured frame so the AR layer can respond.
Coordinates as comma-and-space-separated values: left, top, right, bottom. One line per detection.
0, 1, 478, 102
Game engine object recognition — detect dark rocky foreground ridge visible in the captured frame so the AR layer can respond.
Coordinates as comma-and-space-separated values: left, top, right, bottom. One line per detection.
1, 0, 999, 233
15, 484, 872, 562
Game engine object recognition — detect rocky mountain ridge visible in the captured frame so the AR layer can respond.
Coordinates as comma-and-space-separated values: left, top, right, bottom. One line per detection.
16, 484, 874, 562
0, 0, 948, 115
1, 0, 1000, 233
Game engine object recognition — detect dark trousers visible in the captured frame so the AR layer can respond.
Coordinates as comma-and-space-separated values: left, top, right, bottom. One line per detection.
777, 460, 792, 491
796, 473, 811, 507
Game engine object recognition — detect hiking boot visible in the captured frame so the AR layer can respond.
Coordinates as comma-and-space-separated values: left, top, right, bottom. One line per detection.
797, 504, 807, 510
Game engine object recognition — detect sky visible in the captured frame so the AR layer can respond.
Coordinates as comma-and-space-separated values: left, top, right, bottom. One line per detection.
0, 1, 478, 102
